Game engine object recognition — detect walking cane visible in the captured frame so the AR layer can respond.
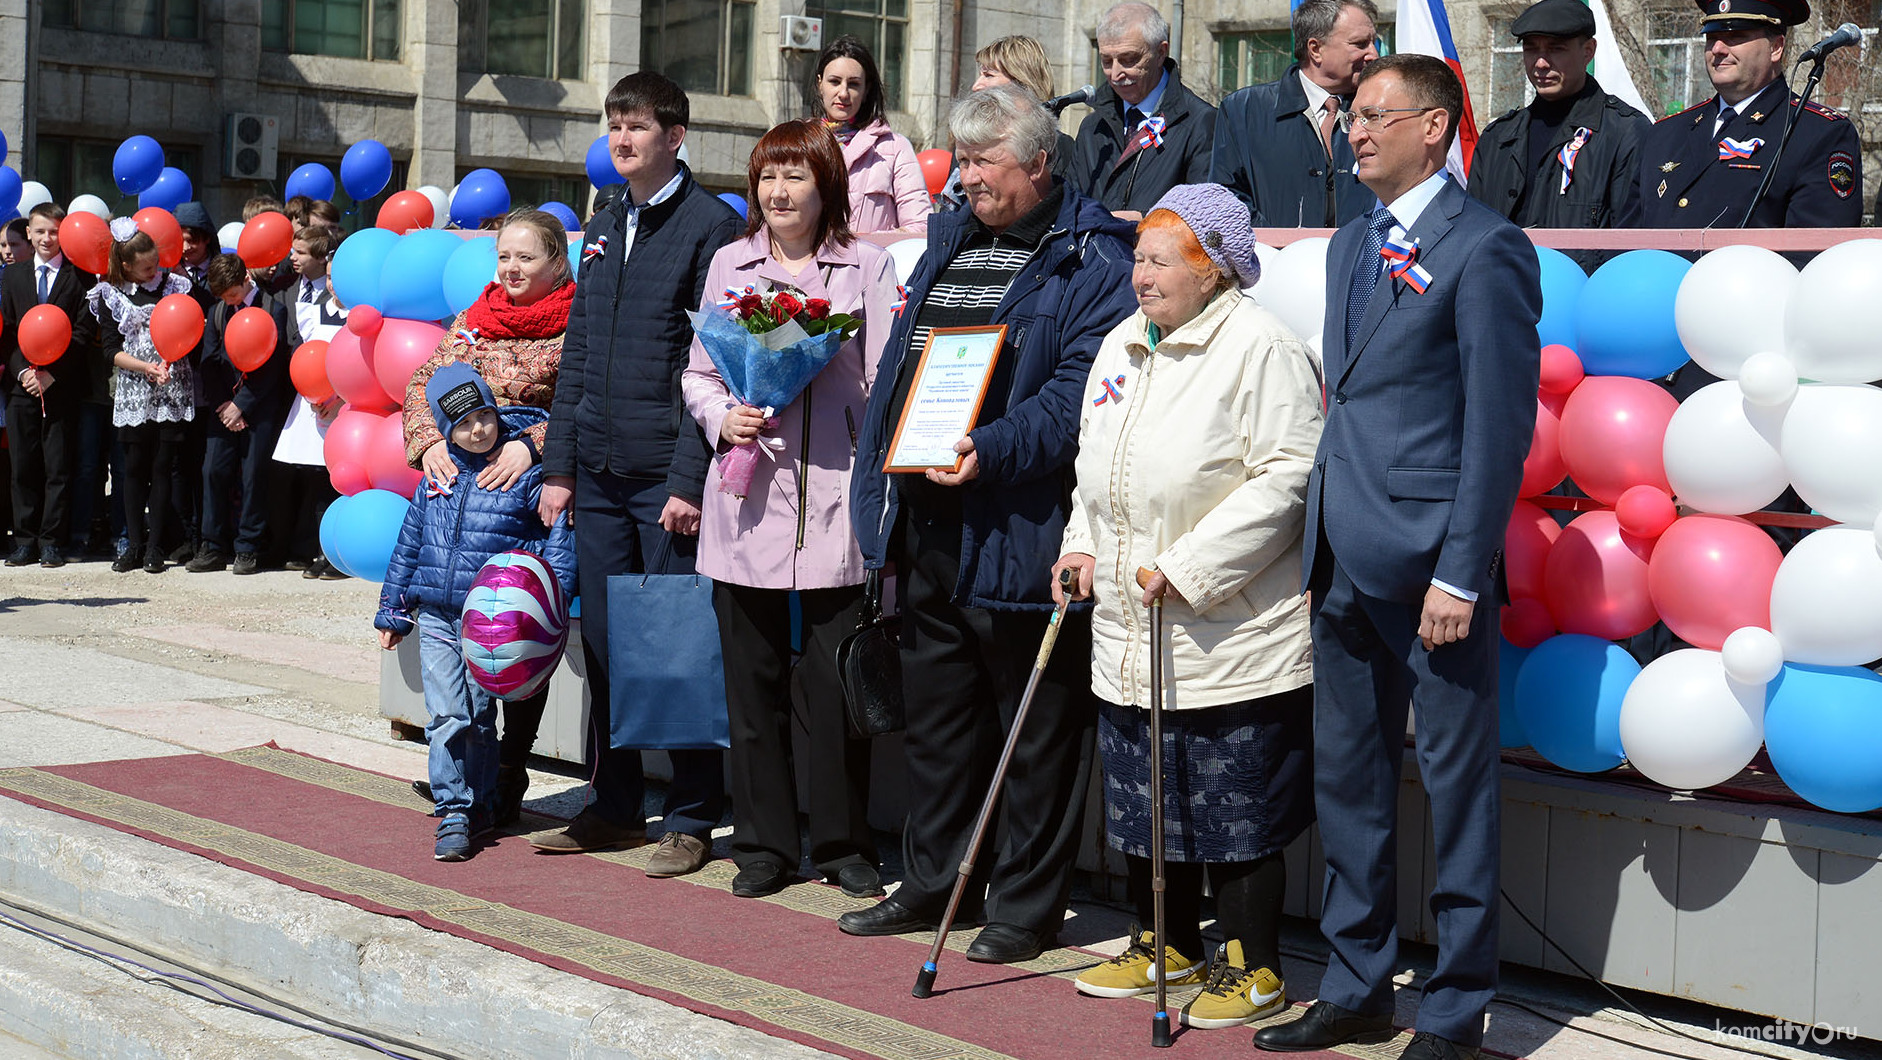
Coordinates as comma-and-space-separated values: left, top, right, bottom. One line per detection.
913, 566, 1080, 999
1137, 565, 1173, 1048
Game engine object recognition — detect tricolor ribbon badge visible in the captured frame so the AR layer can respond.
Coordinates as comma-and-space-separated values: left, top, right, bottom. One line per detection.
1719, 136, 1764, 161
1379, 235, 1431, 294
890, 285, 909, 317
1091, 373, 1127, 407
581, 235, 608, 261
455, 327, 480, 347
1133, 115, 1167, 152
717, 283, 757, 309
1557, 127, 1593, 194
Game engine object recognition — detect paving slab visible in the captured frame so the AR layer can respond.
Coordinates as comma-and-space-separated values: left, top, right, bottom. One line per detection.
52, 699, 427, 776
0, 713, 191, 768
126, 623, 379, 684
0, 637, 273, 709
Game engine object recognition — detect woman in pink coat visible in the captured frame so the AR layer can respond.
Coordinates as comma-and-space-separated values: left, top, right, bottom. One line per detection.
682, 119, 901, 901
813, 36, 932, 236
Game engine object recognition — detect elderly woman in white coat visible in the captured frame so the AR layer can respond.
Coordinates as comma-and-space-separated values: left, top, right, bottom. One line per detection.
1054, 183, 1323, 1030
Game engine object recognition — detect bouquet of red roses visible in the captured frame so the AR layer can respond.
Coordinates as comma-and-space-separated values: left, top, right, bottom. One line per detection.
688, 282, 862, 497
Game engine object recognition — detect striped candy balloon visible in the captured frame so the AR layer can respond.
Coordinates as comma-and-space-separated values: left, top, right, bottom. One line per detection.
460, 550, 569, 699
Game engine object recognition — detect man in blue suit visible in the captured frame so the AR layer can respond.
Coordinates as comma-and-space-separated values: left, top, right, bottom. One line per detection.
1254, 54, 1540, 1060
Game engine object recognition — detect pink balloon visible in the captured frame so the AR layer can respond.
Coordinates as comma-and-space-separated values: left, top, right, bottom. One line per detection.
367, 407, 423, 496
1501, 597, 1556, 648
1520, 391, 1569, 498
325, 329, 398, 411
1558, 375, 1678, 505
1646, 514, 1782, 651
1505, 499, 1562, 601
372, 318, 448, 404
1615, 484, 1677, 540
1539, 344, 1585, 395
323, 406, 381, 496
1544, 509, 1658, 640
348, 304, 384, 337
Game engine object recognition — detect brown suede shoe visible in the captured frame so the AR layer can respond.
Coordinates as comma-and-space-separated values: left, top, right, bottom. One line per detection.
527, 808, 647, 854
643, 831, 712, 878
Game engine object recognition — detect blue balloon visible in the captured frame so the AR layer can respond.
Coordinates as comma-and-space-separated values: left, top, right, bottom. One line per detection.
585, 135, 621, 190
0, 129, 8, 163
1498, 638, 1532, 749
137, 167, 192, 212
717, 193, 749, 220
379, 229, 462, 322
1534, 246, 1588, 351
341, 140, 394, 201
566, 236, 582, 277
319, 488, 410, 583
285, 163, 337, 202
1574, 249, 1692, 379
0, 166, 20, 217
330, 226, 400, 311
539, 201, 580, 231
442, 236, 499, 316
1514, 634, 1638, 773
450, 169, 511, 228
113, 135, 165, 195
1764, 664, 1882, 813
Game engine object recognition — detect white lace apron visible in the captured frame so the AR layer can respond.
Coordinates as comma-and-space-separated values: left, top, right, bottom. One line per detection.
90, 275, 196, 428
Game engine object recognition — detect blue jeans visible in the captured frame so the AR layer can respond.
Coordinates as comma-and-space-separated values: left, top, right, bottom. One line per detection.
417, 606, 498, 815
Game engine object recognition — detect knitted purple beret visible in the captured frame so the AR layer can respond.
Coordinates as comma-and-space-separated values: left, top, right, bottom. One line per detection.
1148, 183, 1261, 288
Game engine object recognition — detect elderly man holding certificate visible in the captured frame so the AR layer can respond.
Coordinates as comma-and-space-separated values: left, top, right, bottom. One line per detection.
843, 84, 1138, 964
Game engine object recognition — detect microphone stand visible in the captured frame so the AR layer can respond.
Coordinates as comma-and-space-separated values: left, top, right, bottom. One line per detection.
1738, 56, 1828, 227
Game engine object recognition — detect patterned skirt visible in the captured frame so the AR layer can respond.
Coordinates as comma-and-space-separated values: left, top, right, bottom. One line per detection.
1097, 685, 1315, 863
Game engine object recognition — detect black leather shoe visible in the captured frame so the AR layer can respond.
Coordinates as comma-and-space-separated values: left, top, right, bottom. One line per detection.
1398, 1031, 1478, 1060
169, 542, 196, 564
1253, 1000, 1395, 1052
731, 860, 792, 898
837, 897, 937, 937
4, 544, 33, 567
143, 552, 166, 574
965, 922, 1054, 964
186, 549, 230, 573
39, 545, 65, 568
111, 554, 140, 573
835, 863, 886, 898
232, 552, 260, 575
411, 779, 435, 802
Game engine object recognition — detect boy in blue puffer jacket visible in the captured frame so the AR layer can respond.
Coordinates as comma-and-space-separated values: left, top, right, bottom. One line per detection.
376, 363, 577, 862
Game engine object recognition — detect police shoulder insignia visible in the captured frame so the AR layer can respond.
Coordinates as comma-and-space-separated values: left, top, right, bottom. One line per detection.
1829, 151, 1856, 199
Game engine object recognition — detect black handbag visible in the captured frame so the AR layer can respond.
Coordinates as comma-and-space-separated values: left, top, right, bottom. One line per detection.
836, 569, 904, 738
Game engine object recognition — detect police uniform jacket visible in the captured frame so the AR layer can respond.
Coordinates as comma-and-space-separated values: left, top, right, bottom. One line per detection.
1070, 61, 1216, 216
1211, 64, 1373, 227
1635, 76, 1860, 228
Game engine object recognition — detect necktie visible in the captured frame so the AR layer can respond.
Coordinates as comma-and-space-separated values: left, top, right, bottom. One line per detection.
1319, 97, 1341, 158
300, 280, 316, 303
1345, 211, 1396, 352
1126, 106, 1146, 133
36, 265, 50, 304
1714, 105, 1736, 138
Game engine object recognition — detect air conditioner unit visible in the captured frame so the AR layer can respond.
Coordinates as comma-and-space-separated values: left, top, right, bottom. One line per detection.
224, 113, 280, 181
780, 15, 823, 51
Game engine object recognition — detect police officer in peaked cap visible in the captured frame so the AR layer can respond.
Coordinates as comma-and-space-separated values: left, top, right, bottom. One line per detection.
1634, 0, 1861, 229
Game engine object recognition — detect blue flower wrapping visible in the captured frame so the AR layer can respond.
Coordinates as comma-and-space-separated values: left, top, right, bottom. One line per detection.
688, 306, 844, 411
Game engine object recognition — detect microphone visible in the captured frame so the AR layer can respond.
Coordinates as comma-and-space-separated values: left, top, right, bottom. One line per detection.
1798, 22, 1863, 63
1047, 86, 1095, 115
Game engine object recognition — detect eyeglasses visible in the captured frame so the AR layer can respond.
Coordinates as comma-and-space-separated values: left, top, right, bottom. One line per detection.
1339, 106, 1439, 131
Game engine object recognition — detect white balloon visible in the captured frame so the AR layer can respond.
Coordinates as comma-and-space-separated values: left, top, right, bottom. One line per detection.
1721, 626, 1785, 685
1779, 383, 1882, 526
1673, 245, 1797, 379
1248, 241, 1283, 292
16, 180, 52, 212
884, 238, 927, 287
216, 221, 244, 252
416, 185, 449, 229
1619, 649, 1765, 791
1663, 380, 1788, 514
1769, 526, 1882, 666
1737, 350, 1798, 407
1785, 238, 1882, 383
68, 194, 110, 220
1252, 237, 1330, 343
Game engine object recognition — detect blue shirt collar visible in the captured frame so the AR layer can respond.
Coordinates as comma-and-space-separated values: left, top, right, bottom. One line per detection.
1121, 68, 1169, 123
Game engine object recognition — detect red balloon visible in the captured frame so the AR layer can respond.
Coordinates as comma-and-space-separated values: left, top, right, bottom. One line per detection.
347, 304, 385, 337
1538, 344, 1585, 396
367, 408, 423, 496
372, 318, 447, 402
325, 329, 398, 410
1544, 509, 1658, 640
291, 339, 334, 402
1646, 514, 1782, 651
1519, 391, 1568, 498
1558, 375, 1678, 505
237, 211, 294, 268
58, 212, 112, 277
1615, 484, 1677, 540
1501, 597, 1556, 649
916, 149, 952, 197
225, 306, 279, 372
132, 207, 184, 269
376, 190, 435, 234
149, 293, 205, 363
324, 406, 384, 496
17, 304, 72, 366
1505, 499, 1562, 602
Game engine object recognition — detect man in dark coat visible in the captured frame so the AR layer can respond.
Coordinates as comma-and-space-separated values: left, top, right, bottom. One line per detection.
1468, 0, 1650, 271
1635, 0, 1860, 229
1212, 0, 1379, 227
1069, 2, 1215, 219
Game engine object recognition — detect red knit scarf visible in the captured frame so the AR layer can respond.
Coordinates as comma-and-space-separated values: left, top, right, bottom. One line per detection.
462, 280, 574, 340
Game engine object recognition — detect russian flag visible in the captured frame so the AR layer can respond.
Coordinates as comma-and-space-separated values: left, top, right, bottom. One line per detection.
1393, 0, 1479, 183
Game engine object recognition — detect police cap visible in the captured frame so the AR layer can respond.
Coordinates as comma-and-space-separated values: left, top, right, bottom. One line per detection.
1696, 0, 1809, 33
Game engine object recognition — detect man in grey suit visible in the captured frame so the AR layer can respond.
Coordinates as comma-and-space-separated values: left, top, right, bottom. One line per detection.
1254, 54, 1540, 1060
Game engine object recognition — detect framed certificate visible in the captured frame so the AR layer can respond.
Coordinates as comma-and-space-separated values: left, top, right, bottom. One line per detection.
883, 325, 1008, 473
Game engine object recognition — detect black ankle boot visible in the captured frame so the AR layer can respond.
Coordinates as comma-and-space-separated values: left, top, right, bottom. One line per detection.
493, 765, 529, 828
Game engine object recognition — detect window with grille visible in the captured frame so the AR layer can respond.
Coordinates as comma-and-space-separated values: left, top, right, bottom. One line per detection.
806, 0, 908, 109
461, 0, 586, 80
641, 0, 756, 98
42, 0, 201, 39
1487, 17, 1534, 117
1645, 8, 1711, 116
263, 1, 401, 62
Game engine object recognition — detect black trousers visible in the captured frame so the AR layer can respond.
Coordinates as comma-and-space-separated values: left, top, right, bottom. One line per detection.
890, 503, 1096, 935
265, 462, 337, 564
6, 393, 78, 547
119, 421, 185, 560
167, 412, 206, 551
713, 580, 875, 875
201, 416, 283, 554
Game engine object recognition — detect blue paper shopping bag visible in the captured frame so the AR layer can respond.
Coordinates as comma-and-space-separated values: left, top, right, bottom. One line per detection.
604, 569, 730, 750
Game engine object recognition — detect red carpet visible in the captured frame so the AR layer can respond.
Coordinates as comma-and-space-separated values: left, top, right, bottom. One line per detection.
0, 747, 1424, 1060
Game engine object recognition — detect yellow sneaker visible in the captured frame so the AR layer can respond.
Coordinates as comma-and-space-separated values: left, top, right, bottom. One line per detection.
1179, 940, 1285, 1028
1074, 924, 1206, 998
